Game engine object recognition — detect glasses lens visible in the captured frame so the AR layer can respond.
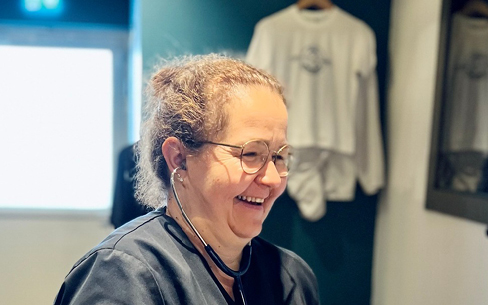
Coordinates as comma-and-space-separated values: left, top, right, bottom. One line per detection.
275, 145, 292, 177
241, 140, 269, 174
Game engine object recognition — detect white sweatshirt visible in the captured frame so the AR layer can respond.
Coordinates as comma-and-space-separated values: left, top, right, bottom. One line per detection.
246, 5, 385, 221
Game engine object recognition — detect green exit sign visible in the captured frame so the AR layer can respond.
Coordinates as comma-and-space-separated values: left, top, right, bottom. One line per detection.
23, 0, 63, 14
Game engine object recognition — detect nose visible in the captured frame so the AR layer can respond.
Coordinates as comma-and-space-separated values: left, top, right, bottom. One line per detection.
256, 159, 283, 188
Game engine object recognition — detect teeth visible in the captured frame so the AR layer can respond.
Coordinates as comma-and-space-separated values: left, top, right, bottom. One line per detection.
237, 195, 265, 204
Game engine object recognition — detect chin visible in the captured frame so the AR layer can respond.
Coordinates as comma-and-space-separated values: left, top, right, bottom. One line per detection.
232, 222, 263, 241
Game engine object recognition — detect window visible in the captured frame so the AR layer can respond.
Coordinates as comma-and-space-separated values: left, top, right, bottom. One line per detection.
0, 25, 129, 211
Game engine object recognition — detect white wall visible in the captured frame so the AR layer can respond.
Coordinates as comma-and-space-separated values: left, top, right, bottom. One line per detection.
0, 214, 113, 304
372, 0, 488, 304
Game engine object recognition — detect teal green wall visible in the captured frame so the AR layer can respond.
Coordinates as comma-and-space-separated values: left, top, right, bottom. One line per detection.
139, 1, 391, 304
140, 1, 304, 70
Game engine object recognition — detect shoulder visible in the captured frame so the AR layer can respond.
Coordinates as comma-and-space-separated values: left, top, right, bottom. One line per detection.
252, 237, 320, 303
55, 212, 170, 304
69, 209, 197, 279
55, 210, 196, 304
74, 210, 168, 266
67, 210, 173, 280
335, 7, 375, 38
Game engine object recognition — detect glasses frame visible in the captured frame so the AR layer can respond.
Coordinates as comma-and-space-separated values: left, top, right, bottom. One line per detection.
202, 140, 291, 177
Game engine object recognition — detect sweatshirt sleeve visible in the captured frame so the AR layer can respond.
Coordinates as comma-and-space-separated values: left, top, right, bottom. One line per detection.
354, 66, 385, 194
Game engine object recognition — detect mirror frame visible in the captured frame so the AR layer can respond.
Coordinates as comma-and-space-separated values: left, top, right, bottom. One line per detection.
426, 0, 488, 225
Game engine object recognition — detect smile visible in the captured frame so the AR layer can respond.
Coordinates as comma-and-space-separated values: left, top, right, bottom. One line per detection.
236, 195, 265, 205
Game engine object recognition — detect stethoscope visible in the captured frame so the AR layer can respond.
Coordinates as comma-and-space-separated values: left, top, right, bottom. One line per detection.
170, 167, 251, 305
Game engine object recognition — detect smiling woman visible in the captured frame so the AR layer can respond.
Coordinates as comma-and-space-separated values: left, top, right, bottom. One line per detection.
54, 54, 320, 305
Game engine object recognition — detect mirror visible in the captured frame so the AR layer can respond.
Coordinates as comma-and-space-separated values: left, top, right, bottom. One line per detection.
427, 0, 488, 224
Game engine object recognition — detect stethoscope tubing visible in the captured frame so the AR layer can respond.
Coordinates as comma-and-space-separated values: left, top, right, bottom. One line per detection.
170, 167, 250, 305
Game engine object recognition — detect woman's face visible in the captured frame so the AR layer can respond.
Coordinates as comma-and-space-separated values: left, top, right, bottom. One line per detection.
183, 85, 288, 244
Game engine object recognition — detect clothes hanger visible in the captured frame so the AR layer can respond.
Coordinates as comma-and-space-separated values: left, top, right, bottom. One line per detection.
296, 0, 334, 10
460, 0, 488, 18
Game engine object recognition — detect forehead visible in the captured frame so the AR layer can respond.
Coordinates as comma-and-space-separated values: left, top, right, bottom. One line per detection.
222, 85, 288, 141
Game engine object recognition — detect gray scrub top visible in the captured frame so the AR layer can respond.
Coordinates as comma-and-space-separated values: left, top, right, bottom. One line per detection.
54, 208, 320, 305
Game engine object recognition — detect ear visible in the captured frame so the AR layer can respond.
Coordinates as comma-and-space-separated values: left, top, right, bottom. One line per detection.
162, 137, 187, 173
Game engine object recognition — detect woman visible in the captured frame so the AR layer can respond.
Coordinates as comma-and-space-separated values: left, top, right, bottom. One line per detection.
54, 54, 319, 305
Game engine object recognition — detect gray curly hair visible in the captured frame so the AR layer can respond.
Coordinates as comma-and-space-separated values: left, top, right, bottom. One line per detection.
134, 54, 285, 209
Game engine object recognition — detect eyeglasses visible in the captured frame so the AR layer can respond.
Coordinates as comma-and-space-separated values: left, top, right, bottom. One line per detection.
202, 140, 293, 177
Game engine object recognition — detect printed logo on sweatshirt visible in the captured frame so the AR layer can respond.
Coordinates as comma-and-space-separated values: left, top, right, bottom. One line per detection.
292, 45, 331, 74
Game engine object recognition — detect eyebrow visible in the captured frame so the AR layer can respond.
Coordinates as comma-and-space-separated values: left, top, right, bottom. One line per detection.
243, 139, 290, 149
206, 139, 289, 149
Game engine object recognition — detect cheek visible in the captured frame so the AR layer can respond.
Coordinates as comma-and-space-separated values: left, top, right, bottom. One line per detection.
211, 161, 247, 187
206, 174, 244, 198
273, 179, 287, 199
209, 151, 242, 173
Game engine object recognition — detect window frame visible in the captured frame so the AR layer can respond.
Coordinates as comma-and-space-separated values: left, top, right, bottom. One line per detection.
0, 24, 129, 216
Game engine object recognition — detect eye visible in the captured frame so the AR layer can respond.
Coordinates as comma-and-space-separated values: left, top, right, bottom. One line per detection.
274, 154, 285, 161
242, 151, 259, 157
242, 151, 265, 163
